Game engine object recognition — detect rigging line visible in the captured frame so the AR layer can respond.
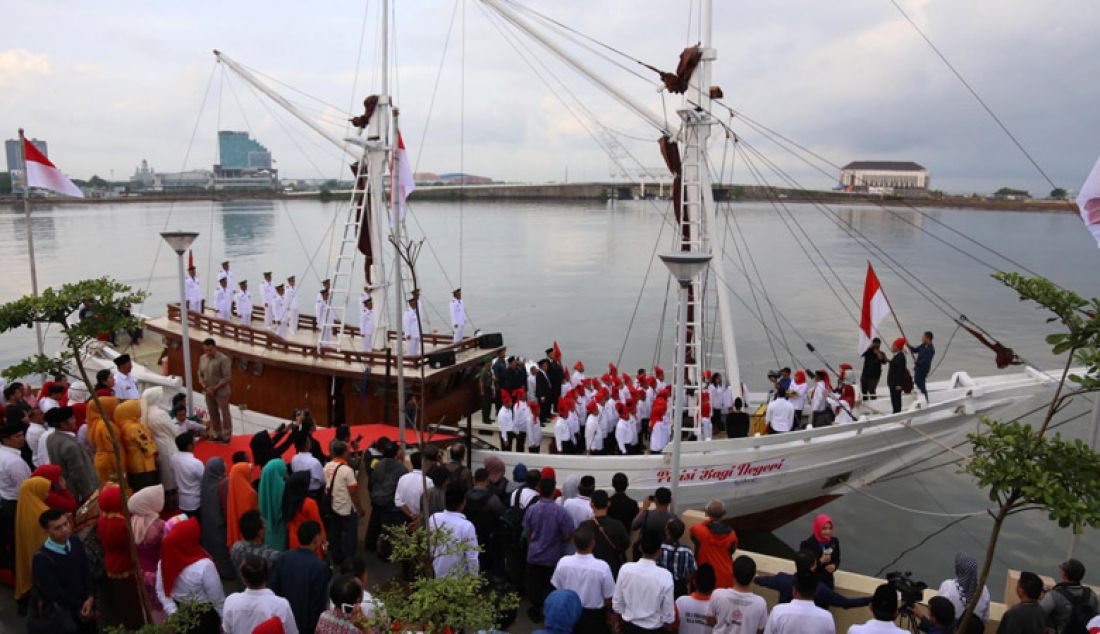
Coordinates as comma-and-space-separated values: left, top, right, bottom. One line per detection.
709, 257, 808, 369
139, 62, 220, 314
873, 514, 975, 578
929, 323, 962, 376
888, 0, 1070, 201
842, 483, 983, 518
234, 76, 339, 180
236, 60, 350, 115
616, 201, 672, 368
460, 0, 465, 287
206, 65, 225, 305
654, 274, 672, 368
725, 205, 780, 369
411, 0, 462, 173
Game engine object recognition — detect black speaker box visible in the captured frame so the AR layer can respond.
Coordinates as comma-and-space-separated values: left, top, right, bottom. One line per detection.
478, 332, 504, 349
428, 350, 456, 368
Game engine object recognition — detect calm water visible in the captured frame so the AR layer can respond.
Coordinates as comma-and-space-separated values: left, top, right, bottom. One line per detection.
2, 197, 1099, 589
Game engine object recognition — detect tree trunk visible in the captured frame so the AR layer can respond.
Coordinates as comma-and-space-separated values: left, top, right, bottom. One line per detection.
956, 503, 1010, 634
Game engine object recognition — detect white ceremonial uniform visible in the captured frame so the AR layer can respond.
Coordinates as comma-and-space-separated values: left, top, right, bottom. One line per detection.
584, 413, 603, 453
25, 423, 47, 467
551, 553, 615, 609
359, 306, 375, 352
615, 418, 634, 454
214, 286, 232, 321
650, 419, 669, 453
271, 293, 288, 338
285, 284, 300, 333
763, 598, 835, 634
234, 290, 253, 326
216, 268, 234, 290
402, 307, 421, 355
765, 398, 795, 433
315, 297, 333, 346
260, 280, 275, 328
517, 403, 539, 448
700, 415, 713, 441
571, 370, 585, 385
789, 381, 807, 412
553, 416, 571, 452
428, 510, 479, 578
450, 298, 466, 343
566, 411, 580, 442
600, 401, 617, 438
113, 371, 140, 400
184, 275, 203, 312
497, 407, 515, 445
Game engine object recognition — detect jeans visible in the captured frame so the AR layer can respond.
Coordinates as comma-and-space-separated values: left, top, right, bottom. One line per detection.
914, 370, 929, 400
327, 512, 359, 565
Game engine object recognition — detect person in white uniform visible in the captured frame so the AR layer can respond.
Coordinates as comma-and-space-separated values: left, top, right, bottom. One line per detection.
214, 277, 232, 321
402, 297, 422, 356
234, 280, 253, 326
583, 400, 603, 455
315, 288, 334, 346
359, 296, 375, 352
260, 272, 275, 329
271, 284, 288, 339
285, 275, 300, 334
184, 265, 203, 313
449, 288, 466, 343
216, 260, 234, 290
112, 354, 141, 401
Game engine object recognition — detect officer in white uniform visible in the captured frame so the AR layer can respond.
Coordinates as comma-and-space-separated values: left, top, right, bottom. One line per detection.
286, 275, 300, 334
316, 288, 334, 346
234, 280, 253, 326
260, 272, 275, 328
271, 283, 288, 338
359, 295, 375, 352
216, 260, 234, 290
184, 266, 203, 313
214, 277, 232, 321
449, 288, 466, 343
403, 296, 422, 356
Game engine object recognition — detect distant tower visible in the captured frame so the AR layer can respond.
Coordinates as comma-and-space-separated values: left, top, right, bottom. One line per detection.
5, 137, 48, 194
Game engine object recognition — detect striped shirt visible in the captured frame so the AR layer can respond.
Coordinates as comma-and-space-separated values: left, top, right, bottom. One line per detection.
657, 542, 696, 583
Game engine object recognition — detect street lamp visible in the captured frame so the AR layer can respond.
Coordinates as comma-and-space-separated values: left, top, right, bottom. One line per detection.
658, 251, 713, 510
161, 231, 199, 414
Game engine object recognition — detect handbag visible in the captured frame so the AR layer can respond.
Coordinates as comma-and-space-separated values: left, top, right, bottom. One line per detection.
320, 463, 346, 521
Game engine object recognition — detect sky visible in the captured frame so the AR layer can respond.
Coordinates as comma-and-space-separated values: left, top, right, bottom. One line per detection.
2, 0, 1098, 195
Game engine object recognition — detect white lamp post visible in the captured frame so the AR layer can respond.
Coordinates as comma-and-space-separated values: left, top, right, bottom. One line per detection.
161, 231, 199, 414
659, 251, 713, 509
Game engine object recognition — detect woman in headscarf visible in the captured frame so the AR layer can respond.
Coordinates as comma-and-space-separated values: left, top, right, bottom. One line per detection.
13, 476, 50, 601
198, 457, 234, 578
250, 423, 295, 468
156, 516, 224, 633
482, 455, 509, 503
97, 484, 147, 629
936, 551, 991, 626
799, 513, 841, 589
141, 387, 179, 496
283, 470, 325, 556
86, 394, 123, 485
558, 474, 580, 504
116, 399, 160, 492
258, 458, 289, 550
532, 588, 582, 634
129, 483, 166, 622
225, 461, 258, 548
31, 464, 77, 514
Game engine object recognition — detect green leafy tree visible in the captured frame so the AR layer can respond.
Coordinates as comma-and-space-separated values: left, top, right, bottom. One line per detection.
0, 278, 151, 623
1049, 187, 1068, 200
956, 273, 1100, 633
993, 187, 1030, 198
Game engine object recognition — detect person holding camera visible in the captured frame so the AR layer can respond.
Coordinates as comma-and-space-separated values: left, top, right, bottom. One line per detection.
910, 596, 956, 634
848, 584, 909, 633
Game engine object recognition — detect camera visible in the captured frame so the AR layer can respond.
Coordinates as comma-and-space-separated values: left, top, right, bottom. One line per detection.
767, 370, 780, 380
886, 571, 928, 607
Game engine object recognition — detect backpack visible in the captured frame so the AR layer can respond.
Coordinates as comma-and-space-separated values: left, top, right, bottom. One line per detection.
1054, 584, 1097, 634
496, 488, 538, 549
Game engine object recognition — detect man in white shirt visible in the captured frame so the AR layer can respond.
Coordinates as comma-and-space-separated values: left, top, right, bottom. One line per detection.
394, 451, 426, 521
427, 485, 479, 578
171, 433, 205, 515
552, 525, 615, 632
553, 412, 573, 455
25, 410, 48, 468
261, 272, 275, 328
359, 296, 375, 352
709, 555, 768, 634
615, 406, 635, 455
764, 392, 795, 434
271, 284, 288, 338
0, 422, 31, 571
449, 288, 466, 343
762, 572, 835, 634
289, 436, 324, 495
185, 265, 203, 313
214, 277, 232, 321
112, 354, 141, 401
402, 296, 422, 356
285, 275, 300, 334
677, 563, 717, 634
216, 260, 234, 290
613, 531, 675, 632
234, 280, 253, 326
562, 476, 596, 527
584, 400, 604, 455
315, 288, 334, 346
847, 584, 908, 634
38, 383, 64, 414
222, 555, 298, 634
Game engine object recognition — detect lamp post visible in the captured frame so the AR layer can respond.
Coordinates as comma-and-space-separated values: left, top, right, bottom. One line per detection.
659, 251, 713, 509
161, 231, 199, 414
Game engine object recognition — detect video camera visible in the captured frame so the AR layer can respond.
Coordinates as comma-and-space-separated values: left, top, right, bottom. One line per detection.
886, 571, 928, 607
766, 370, 781, 380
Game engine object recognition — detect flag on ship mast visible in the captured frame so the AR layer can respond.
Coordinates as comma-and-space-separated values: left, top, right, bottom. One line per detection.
393, 131, 415, 222
859, 263, 890, 354
1076, 154, 1100, 249
22, 137, 83, 198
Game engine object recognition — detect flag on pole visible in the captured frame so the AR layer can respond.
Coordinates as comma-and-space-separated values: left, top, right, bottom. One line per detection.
22, 138, 83, 198
1076, 154, 1100, 249
859, 263, 891, 354
188, 250, 194, 270
392, 131, 416, 222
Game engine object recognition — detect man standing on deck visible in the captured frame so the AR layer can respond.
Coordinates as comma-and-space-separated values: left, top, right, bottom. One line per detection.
217, 260, 234, 290
317, 278, 331, 307
860, 338, 886, 401
546, 348, 564, 412
316, 288, 334, 347
286, 275, 300, 334
198, 338, 233, 442
536, 359, 553, 424
261, 272, 275, 328
450, 288, 466, 343
272, 284, 288, 339
185, 265, 203, 313
909, 331, 935, 402
359, 296, 375, 352
214, 277, 232, 321
886, 338, 909, 414
403, 296, 422, 356
235, 280, 253, 326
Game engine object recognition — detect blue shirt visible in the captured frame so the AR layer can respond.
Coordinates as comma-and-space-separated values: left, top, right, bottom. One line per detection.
910, 343, 935, 374
523, 498, 574, 566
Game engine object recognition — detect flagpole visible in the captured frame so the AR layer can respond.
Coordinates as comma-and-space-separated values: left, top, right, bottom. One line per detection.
17, 129, 45, 358
868, 261, 915, 360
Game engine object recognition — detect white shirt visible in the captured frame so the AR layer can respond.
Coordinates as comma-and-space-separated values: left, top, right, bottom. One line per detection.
847, 619, 909, 634
763, 598, 834, 634
290, 452, 324, 492
788, 382, 807, 411
764, 399, 795, 432
0, 445, 31, 500
222, 587, 298, 634
676, 593, 714, 634
497, 407, 514, 435
613, 558, 676, 629
811, 382, 829, 413
38, 396, 60, 413
553, 417, 571, 452
650, 420, 670, 453
615, 418, 634, 453
156, 558, 225, 616
394, 469, 425, 516
217, 268, 234, 289
709, 588, 768, 634
402, 307, 421, 338
113, 371, 141, 400
235, 290, 253, 319
562, 496, 595, 528
510, 486, 539, 509
286, 285, 299, 311
571, 370, 585, 385
214, 286, 232, 319
35, 428, 55, 466
171, 451, 205, 510
450, 298, 466, 327
936, 578, 990, 623
25, 423, 47, 467
359, 306, 375, 339
552, 553, 615, 609
584, 413, 603, 452
315, 297, 330, 326
428, 510, 479, 578
184, 275, 202, 307
271, 293, 286, 323
261, 280, 275, 305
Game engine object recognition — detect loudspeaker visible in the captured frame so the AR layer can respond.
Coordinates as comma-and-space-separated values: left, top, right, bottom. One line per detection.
428, 350, 456, 368
478, 332, 504, 349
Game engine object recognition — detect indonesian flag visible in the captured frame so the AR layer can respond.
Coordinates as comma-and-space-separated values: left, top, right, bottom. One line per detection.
392, 131, 415, 222
23, 138, 83, 198
859, 263, 890, 354
1076, 154, 1100, 249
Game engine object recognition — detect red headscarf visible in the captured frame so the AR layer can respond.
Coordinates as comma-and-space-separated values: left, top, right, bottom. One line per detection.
794, 370, 807, 385
812, 513, 834, 544
31, 465, 77, 513
226, 462, 258, 547
96, 484, 136, 576
160, 517, 209, 595
71, 402, 88, 429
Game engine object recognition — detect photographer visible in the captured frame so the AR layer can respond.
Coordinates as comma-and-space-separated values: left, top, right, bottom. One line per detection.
289, 409, 328, 465
910, 596, 956, 634
849, 584, 908, 633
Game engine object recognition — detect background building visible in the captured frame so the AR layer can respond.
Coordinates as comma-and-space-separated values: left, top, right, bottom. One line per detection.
838, 161, 929, 193
214, 131, 278, 190
5, 137, 48, 194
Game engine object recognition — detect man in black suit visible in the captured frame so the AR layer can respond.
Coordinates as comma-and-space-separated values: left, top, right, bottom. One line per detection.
535, 359, 553, 423
505, 356, 527, 394
491, 349, 508, 414
544, 347, 564, 412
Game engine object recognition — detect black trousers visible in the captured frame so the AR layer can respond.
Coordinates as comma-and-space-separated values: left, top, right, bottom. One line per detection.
526, 563, 555, 617
889, 385, 903, 413
712, 409, 726, 434
577, 607, 611, 633
861, 374, 880, 399
500, 432, 514, 452
623, 622, 664, 633
481, 390, 493, 423
514, 432, 526, 453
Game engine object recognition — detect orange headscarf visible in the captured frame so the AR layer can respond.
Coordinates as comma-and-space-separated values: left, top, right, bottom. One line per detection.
14, 477, 51, 598
225, 461, 258, 547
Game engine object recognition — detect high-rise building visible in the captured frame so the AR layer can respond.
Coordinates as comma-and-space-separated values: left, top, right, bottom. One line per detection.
5, 138, 48, 194
218, 131, 272, 170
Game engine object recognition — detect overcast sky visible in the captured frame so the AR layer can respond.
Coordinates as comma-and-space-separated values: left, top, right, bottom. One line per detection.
2, 0, 1097, 194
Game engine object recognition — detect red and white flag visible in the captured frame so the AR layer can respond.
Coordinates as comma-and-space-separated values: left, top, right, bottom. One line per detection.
392, 131, 415, 222
22, 137, 83, 198
1076, 154, 1100, 249
859, 263, 891, 354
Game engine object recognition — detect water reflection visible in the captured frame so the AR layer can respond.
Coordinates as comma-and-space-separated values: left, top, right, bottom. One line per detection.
219, 200, 275, 256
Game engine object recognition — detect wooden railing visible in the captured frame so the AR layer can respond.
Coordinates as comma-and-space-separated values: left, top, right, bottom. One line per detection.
164, 303, 486, 368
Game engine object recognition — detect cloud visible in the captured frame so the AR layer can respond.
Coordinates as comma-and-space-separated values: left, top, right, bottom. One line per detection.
0, 49, 51, 89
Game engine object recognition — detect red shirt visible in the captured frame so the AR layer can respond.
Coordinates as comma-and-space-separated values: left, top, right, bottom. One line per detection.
690, 518, 738, 588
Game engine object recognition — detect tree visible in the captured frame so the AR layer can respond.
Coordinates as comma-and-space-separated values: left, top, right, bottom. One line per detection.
955, 273, 1100, 633
0, 278, 152, 623
87, 174, 109, 189
993, 187, 1030, 199
1050, 187, 1068, 200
